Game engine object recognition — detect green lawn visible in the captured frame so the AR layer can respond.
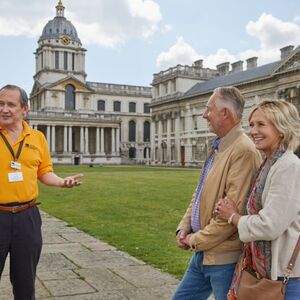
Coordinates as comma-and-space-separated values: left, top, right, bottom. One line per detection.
39, 165, 200, 278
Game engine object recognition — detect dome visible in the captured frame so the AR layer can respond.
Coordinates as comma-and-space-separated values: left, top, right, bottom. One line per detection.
39, 1, 81, 44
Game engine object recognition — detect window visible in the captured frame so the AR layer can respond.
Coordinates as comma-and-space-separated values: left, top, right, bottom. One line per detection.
193, 115, 198, 130
129, 120, 136, 142
129, 102, 136, 113
55, 51, 59, 69
113, 101, 121, 112
65, 84, 75, 110
172, 79, 176, 92
163, 82, 168, 94
97, 100, 105, 111
144, 103, 150, 113
144, 121, 150, 142
129, 147, 136, 159
64, 51, 68, 70
72, 53, 75, 71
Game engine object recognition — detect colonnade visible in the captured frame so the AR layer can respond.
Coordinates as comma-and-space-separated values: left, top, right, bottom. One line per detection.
31, 124, 120, 155
151, 114, 182, 164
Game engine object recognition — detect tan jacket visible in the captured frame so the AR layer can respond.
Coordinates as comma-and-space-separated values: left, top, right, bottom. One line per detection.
177, 124, 261, 265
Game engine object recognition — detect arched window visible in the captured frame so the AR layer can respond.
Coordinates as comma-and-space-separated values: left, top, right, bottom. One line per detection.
144, 121, 150, 142
129, 120, 136, 142
129, 102, 136, 113
97, 100, 105, 111
65, 84, 75, 110
113, 101, 121, 112
129, 147, 136, 159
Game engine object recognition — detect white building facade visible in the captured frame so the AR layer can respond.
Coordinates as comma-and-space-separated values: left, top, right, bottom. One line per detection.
28, 1, 152, 165
150, 46, 300, 167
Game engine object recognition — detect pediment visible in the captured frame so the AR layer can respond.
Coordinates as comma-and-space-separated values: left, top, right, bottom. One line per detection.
48, 76, 93, 93
30, 81, 42, 95
272, 46, 300, 75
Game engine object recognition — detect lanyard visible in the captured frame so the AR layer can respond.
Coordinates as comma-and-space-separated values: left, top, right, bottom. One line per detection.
0, 131, 25, 161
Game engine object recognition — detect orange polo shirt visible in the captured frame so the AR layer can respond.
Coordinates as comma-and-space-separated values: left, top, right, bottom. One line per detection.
0, 121, 53, 203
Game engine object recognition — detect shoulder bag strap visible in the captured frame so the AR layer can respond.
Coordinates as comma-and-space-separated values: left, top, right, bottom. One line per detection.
283, 236, 300, 283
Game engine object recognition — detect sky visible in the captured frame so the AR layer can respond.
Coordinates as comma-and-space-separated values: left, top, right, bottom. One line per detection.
1, 0, 300, 95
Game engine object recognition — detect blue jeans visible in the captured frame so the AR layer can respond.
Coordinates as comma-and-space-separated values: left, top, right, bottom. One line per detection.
278, 277, 300, 300
173, 252, 235, 300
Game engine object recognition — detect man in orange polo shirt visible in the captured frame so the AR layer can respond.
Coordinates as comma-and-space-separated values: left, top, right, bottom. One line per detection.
0, 84, 83, 299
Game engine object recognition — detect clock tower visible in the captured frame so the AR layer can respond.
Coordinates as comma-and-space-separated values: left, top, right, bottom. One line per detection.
33, 0, 86, 86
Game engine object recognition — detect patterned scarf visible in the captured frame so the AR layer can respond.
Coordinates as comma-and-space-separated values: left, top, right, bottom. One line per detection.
228, 148, 286, 300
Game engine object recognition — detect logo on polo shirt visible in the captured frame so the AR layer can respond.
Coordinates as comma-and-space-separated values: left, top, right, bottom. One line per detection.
25, 143, 38, 151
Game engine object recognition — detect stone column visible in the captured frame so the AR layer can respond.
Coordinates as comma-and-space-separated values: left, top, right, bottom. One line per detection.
96, 127, 100, 154
158, 119, 162, 162
185, 105, 193, 133
51, 125, 56, 152
150, 121, 155, 161
64, 126, 68, 152
175, 115, 181, 163
111, 128, 116, 155
85, 127, 89, 154
46, 125, 51, 148
80, 127, 84, 153
100, 128, 105, 154
68, 126, 72, 152
116, 127, 120, 155
184, 143, 193, 166
146, 147, 150, 164
167, 118, 171, 162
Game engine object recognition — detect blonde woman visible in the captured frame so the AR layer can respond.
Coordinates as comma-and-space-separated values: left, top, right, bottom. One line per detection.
215, 100, 300, 299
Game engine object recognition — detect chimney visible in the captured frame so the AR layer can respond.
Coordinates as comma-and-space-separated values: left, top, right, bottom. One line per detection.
216, 62, 230, 76
231, 60, 243, 73
193, 59, 203, 68
280, 45, 294, 60
246, 57, 258, 70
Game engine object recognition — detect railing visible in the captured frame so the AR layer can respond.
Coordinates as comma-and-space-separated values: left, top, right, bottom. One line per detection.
87, 81, 152, 96
27, 111, 120, 122
152, 64, 218, 82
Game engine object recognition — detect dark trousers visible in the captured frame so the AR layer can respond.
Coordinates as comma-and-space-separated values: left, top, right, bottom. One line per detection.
0, 206, 42, 300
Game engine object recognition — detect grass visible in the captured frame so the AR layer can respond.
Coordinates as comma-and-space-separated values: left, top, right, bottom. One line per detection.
38, 165, 200, 278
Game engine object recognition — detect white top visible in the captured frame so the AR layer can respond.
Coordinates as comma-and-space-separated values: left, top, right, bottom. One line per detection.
238, 151, 300, 280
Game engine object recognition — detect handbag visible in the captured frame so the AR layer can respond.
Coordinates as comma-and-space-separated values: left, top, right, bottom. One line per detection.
237, 236, 300, 300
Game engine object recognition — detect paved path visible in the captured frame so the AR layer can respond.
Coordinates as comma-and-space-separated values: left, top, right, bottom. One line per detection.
0, 211, 179, 299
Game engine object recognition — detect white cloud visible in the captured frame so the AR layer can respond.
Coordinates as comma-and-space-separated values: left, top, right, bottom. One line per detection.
238, 48, 279, 66
293, 16, 300, 24
156, 41, 238, 71
156, 36, 201, 70
156, 13, 300, 73
161, 24, 172, 33
246, 13, 300, 50
203, 49, 237, 69
0, 0, 164, 47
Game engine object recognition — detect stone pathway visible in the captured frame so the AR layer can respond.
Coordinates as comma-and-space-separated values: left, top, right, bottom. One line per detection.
0, 211, 179, 299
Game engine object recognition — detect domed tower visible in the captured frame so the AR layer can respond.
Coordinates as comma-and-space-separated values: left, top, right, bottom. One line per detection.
34, 0, 86, 85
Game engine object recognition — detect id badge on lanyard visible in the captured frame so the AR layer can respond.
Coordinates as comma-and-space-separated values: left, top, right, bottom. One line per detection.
0, 131, 25, 183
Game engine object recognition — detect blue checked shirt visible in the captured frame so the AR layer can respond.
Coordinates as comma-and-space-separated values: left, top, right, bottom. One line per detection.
191, 137, 222, 233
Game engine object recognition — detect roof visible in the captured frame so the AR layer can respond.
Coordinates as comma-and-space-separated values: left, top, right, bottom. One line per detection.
184, 61, 281, 98
39, 1, 81, 44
